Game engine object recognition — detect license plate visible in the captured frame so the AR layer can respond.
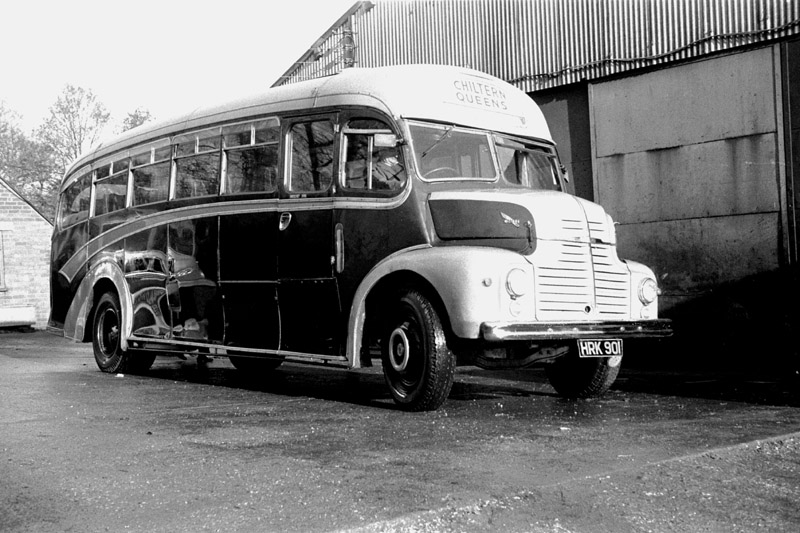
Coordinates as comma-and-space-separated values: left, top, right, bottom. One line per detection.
577, 339, 623, 357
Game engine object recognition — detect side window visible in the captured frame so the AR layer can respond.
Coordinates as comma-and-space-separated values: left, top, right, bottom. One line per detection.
343, 118, 406, 194
288, 120, 334, 193
175, 129, 221, 199
94, 158, 129, 216
59, 172, 92, 227
223, 118, 279, 194
132, 143, 171, 205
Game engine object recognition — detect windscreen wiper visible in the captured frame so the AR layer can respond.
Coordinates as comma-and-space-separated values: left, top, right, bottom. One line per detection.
420, 126, 454, 158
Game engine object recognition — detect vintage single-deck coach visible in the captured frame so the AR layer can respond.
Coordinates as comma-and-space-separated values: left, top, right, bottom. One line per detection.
49, 65, 671, 411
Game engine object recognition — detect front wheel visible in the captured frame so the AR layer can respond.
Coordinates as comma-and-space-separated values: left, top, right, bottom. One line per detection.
381, 289, 455, 411
545, 346, 621, 398
93, 292, 155, 374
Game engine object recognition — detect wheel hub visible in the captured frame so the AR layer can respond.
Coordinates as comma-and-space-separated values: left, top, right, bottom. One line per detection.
388, 327, 411, 372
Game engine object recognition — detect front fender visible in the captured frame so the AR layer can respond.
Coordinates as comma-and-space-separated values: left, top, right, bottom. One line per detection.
63, 259, 132, 349
345, 245, 533, 367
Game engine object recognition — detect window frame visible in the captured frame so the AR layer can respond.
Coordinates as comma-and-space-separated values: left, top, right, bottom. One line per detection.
407, 120, 500, 184
493, 134, 564, 192
58, 170, 93, 229
172, 127, 223, 200
130, 138, 172, 207
340, 116, 408, 197
284, 115, 338, 197
221, 117, 281, 196
92, 156, 131, 217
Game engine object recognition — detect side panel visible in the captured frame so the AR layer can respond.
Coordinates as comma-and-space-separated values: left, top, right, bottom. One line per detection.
276, 206, 339, 354
50, 221, 88, 328
219, 211, 280, 351
125, 225, 171, 338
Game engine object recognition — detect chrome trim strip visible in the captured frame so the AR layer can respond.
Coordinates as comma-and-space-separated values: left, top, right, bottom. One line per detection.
481, 319, 673, 342
59, 191, 412, 284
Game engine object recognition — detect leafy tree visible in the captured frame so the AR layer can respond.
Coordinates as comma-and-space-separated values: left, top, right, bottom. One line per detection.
121, 107, 153, 132
1, 103, 59, 220
36, 85, 111, 176
3, 90, 153, 220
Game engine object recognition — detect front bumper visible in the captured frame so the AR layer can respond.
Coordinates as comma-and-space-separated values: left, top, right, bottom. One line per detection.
481, 319, 672, 342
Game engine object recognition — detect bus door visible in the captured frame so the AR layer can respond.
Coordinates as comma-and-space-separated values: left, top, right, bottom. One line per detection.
166, 217, 223, 344
278, 118, 341, 355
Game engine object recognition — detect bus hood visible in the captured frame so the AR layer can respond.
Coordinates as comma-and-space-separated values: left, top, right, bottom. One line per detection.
428, 189, 615, 251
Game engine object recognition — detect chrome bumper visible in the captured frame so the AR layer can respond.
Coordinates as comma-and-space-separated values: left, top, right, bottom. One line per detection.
481, 319, 672, 342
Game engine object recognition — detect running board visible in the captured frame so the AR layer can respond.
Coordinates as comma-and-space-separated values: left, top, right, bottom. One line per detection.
127, 336, 350, 367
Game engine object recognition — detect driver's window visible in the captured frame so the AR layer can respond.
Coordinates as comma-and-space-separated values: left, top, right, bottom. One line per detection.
342, 118, 406, 195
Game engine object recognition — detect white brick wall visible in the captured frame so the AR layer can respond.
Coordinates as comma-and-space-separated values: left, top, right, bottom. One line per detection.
0, 180, 53, 329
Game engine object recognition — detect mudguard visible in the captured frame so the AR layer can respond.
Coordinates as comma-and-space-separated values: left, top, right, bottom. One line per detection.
345, 244, 534, 367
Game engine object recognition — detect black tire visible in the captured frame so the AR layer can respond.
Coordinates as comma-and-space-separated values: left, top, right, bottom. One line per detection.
545, 346, 621, 398
381, 289, 455, 411
92, 292, 156, 374
228, 354, 283, 373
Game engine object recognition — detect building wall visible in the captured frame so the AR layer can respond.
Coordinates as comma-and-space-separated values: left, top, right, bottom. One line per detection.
277, 0, 800, 91
532, 83, 593, 201
786, 38, 800, 263
0, 181, 53, 329
588, 46, 792, 359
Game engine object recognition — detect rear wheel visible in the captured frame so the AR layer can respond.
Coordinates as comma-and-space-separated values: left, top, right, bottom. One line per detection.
93, 292, 155, 373
545, 346, 621, 398
381, 289, 455, 411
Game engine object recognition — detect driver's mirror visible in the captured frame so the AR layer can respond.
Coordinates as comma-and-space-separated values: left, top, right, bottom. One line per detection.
374, 133, 399, 148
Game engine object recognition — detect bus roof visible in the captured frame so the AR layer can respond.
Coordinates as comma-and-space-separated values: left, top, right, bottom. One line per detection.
64, 64, 552, 184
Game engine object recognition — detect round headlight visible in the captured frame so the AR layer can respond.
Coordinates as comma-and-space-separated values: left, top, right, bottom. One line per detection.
638, 278, 659, 305
506, 268, 530, 298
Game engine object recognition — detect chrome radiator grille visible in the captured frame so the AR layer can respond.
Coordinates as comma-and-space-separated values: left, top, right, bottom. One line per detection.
533, 218, 630, 320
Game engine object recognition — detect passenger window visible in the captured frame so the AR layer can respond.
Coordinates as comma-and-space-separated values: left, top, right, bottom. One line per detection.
223, 118, 279, 194
289, 120, 334, 193
94, 158, 129, 216
59, 172, 92, 227
343, 118, 406, 194
175, 129, 221, 199
132, 143, 171, 206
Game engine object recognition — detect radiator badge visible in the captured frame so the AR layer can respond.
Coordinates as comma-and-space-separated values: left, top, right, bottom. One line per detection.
500, 212, 520, 228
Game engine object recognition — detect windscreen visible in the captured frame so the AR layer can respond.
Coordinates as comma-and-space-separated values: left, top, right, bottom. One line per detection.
494, 136, 562, 191
410, 123, 496, 181
409, 122, 562, 191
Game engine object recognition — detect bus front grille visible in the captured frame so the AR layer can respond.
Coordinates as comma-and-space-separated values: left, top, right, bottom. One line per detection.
533, 240, 630, 320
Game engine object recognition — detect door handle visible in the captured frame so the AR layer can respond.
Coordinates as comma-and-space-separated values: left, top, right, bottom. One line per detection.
279, 212, 292, 231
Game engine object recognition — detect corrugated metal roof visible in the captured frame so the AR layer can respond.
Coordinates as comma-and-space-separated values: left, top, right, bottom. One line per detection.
275, 0, 800, 91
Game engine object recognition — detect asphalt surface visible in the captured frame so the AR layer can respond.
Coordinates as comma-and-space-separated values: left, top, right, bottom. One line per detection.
1, 330, 799, 532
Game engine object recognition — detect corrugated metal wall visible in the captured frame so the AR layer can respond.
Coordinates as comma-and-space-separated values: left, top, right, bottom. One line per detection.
276, 0, 800, 90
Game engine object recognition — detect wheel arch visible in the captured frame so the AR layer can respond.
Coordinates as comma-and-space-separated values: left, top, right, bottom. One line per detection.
64, 260, 132, 350
365, 270, 452, 339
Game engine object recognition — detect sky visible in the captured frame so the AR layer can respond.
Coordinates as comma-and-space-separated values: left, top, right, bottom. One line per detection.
0, 0, 358, 133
